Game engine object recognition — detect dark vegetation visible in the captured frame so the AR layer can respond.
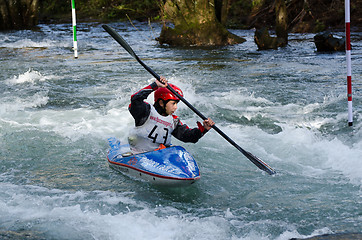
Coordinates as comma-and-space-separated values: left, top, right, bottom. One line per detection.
38, 0, 161, 23
1, 0, 361, 31
37, 0, 362, 32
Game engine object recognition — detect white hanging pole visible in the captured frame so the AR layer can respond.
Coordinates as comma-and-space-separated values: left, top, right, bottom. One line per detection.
345, 0, 352, 126
71, 0, 78, 58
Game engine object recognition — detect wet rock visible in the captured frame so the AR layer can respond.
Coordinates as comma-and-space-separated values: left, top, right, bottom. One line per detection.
0, 230, 46, 240
254, 27, 287, 50
290, 232, 362, 240
314, 31, 346, 52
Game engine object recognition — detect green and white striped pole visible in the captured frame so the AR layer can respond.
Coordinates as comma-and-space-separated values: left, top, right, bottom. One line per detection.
71, 0, 78, 58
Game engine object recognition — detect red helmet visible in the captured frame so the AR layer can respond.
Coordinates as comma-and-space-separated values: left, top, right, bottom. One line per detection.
154, 84, 183, 103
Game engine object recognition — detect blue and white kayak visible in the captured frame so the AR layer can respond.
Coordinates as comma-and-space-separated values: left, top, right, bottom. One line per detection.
107, 138, 201, 187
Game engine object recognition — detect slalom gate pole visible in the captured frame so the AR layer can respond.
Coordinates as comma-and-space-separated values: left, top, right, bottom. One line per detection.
345, 0, 352, 126
71, 0, 78, 58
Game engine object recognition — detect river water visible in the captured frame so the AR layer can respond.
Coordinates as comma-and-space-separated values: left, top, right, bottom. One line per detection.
0, 22, 361, 240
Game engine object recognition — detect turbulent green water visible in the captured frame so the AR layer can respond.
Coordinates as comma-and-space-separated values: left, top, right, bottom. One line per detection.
0, 22, 361, 240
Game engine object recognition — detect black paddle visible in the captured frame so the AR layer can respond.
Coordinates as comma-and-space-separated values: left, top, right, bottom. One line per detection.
102, 24, 276, 175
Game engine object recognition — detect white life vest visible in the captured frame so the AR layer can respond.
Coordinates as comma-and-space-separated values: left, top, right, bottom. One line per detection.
128, 105, 177, 154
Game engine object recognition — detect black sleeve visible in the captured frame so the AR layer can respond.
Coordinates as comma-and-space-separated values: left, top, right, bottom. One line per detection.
129, 82, 158, 126
171, 118, 207, 143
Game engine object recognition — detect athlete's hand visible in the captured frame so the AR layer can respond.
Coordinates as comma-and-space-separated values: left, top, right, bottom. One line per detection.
203, 118, 215, 131
156, 76, 168, 88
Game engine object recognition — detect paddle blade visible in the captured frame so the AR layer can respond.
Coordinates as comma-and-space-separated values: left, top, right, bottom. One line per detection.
244, 151, 276, 175
102, 25, 138, 59
212, 125, 276, 175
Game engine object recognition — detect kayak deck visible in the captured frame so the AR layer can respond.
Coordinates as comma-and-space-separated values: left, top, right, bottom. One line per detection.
107, 138, 200, 186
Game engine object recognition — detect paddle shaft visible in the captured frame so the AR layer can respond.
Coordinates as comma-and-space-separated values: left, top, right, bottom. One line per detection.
102, 25, 276, 175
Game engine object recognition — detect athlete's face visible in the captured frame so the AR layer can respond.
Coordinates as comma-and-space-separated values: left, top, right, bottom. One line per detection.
164, 100, 178, 115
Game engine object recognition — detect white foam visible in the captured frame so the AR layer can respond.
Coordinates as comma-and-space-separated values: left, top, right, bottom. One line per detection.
6, 69, 60, 85
241, 124, 362, 187
29, 106, 133, 142
0, 38, 69, 49
320, 137, 362, 186
0, 91, 49, 115
0, 183, 234, 240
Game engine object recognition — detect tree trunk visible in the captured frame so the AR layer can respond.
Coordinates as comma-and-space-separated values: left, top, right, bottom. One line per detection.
157, 0, 245, 46
275, 0, 288, 45
215, 0, 231, 26
0, 0, 10, 29
220, 0, 231, 26
254, 0, 288, 50
0, 0, 39, 30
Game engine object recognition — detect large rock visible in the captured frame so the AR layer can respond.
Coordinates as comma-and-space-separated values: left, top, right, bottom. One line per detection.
157, 22, 246, 46
157, 0, 245, 46
314, 31, 346, 52
290, 232, 362, 240
254, 27, 287, 50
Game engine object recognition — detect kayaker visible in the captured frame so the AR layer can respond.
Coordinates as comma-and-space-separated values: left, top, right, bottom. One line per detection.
128, 76, 215, 154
